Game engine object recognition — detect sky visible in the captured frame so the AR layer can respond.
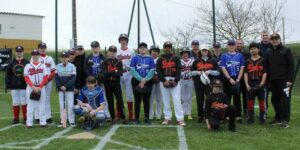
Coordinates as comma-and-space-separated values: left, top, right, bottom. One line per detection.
0, 0, 299, 49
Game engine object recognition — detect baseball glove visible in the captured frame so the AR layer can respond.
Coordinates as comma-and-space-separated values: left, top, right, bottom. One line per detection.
135, 85, 150, 93
30, 91, 41, 101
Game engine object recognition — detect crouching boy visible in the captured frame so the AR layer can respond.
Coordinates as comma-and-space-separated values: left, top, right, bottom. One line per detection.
73, 76, 107, 130
205, 79, 237, 132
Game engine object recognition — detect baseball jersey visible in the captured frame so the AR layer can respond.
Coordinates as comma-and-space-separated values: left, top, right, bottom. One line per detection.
245, 57, 267, 81
55, 62, 77, 91
24, 62, 49, 86
130, 55, 155, 78
181, 59, 193, 80
220, 52, 245, 78
39, 55, 56, 74
117, 48, 135, 71
77, 86, 105, 109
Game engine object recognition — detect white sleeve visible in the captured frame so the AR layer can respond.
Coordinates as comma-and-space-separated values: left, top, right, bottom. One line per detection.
23, 65, 29, 76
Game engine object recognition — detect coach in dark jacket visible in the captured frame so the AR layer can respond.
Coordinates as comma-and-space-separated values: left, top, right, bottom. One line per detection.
73, 45, 86, 90
267, 33, 294, 128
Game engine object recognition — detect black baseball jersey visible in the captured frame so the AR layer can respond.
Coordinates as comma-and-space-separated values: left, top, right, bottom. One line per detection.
156, 53, 181, 82
5, 58, 29, 89
245, 57, 267, 81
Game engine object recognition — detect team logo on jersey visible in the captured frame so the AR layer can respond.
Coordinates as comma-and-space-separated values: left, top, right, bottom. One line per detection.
136, 63, 149, 70
196, 63, 214, 70
28, 68, 44, 75
13, 64, 25, 77
117, 55, 131, 60
45, 63, 51, 67
225, 61, 240, 68
108, 63, 117, 72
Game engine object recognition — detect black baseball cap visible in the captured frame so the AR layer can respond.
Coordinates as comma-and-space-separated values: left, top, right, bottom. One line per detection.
108, 45, 117, 52
91, 41, 100, 48
61, 51, 69, 57
191, 40, 199, 46
270, 33, 281, 40
249, 42, 260, 50
213, 42, 221, 48
31, 49, 40, 55
15, 45, 24, 52
138, 42, 147, 48
163, 41, 172, 48
227, 40, 236, 45
68, 48, 76, 55
38, 42, 47, 49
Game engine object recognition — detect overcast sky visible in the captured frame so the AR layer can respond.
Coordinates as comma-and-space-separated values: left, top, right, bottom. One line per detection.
1, 0, 299, 49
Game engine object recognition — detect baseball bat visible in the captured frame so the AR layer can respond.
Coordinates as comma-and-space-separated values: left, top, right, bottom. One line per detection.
62, 91, 67, 128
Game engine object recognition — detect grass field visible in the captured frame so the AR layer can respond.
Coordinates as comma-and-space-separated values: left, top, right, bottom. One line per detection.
0, 44, 299, 150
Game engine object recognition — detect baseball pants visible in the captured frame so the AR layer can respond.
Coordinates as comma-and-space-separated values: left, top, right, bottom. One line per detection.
149, 82, 162, 119
59, 91, 75, 124
180, 79, 194, 116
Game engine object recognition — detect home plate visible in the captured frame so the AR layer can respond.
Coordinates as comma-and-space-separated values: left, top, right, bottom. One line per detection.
66, 132, 96, 140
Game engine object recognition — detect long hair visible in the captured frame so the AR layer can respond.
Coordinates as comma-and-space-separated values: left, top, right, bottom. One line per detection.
198, 50, 212, 58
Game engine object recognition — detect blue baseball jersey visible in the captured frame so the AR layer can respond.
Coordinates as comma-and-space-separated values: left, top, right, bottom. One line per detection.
130, 55, 155, 78
91, 56, 103, 76
77, 86, 105, 109
220, 52, 245, 77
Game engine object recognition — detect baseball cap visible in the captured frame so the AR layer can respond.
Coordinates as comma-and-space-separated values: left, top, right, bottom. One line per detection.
61, 51, 69, 57
31, 49, 40, 55
163, 41, 172, 48
76, 45, 84, 50
191, 40, 199, 46
108, 45, 117, 52
227, 40, 236, 45
200, 44, 210, 50
38, 42, 47, 49
91, 41, 100, 48
213, 42, 221, 48
15, 45, 24, 52
68, 48, 76, 55
138, 42, 147, 48
270, 33, 281, 40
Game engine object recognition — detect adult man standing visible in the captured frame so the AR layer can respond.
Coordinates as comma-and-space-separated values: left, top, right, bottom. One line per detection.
267, 33, 294, 128
116, 33, 135, 120
73, 45, 86, 104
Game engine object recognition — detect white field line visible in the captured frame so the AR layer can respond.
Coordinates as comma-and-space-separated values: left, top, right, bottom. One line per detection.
0, 112, 60, 120
2, 138, 46, 146
0, 124, 22, 132
177, 126, 188, 150
0, 145, 32, 149
95, 136, 149, 150
91, 125, 120, 150
32, 126, 73, 149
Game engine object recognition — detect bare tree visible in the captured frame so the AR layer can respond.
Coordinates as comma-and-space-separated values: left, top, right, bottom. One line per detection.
161, 22, 198, 48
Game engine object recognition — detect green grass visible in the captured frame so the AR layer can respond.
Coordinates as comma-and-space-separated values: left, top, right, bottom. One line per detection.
0, 43, 299, 149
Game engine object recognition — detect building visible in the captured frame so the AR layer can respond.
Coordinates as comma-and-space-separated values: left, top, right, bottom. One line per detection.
0, 12, 44, 53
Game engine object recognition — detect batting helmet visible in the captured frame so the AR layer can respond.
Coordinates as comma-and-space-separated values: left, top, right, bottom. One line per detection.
179, 47, 191, 56
118, 33, 129, 43
149, 44, 160, 54
83, 119, 95, 130
163, 41, 172, 48
38, 42, 47, 49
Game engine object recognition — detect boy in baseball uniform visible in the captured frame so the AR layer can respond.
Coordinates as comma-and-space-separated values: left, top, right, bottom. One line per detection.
156, 41, 186, 126
55, 52, 77, 127
179, 47, 194, 120
24, 49, 49, 128
37, 42, 56, 124
116, 33, 135, 120
5, 45, 29, 124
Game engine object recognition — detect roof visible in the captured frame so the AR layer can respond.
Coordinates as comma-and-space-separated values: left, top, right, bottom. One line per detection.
0, 12, 44, 18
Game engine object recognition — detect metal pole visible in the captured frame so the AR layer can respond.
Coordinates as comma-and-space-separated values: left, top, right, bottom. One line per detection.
128, 0, 136, 37
55, 0, 58, 64
72, 0, 77, 48
282, 17, 285, 45
212, 0, 216, 43
137, 0, 140, 47
143, 0, 155, 45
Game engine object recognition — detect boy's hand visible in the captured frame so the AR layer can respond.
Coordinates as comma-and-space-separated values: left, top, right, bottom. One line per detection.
246, 84, 251, 92
60, 86, 66, 91
229, 78, 236, 85
90, 110, 96, 116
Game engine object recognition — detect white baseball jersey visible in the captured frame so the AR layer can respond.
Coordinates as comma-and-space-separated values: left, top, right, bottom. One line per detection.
116, 48, 135, 71
180, 59, 194, 80
39, 55, 56, 74
24, 62, 49, 85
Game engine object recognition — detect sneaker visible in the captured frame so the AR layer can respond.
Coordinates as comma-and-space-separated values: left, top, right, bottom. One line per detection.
40, 125, 48, 128
46, 118, 53, 124
229, 128, 238, 133
12, 119, 19, 124
144, 119, 152, 125
57, 123, 63, 128
162, 119, 171, 125
156, 116, 161, 120
269, 118, 281, 125
177, 120, 186, 126
70, 123, 76, 127
236, 117, 243, 124
188, 115, 193, 120
149, 116, 154, 120
280, 121, 289, 128
26, 125, 33, 129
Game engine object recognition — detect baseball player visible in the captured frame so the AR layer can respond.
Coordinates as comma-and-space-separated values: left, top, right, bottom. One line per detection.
55, 52, 77, 127
73, 76, 107, 130
116, 33, 135, 120
244, 42, 267, 124
191, 44, 220, 123
156, 41, 186, 126
83, 41, 111, 119
149, 44, 162, 120
220, 40, 245, 123
101, 46, 127, 124
24, 49, 49, 128
179, 47, 194, 120
37, 42, 56, 124
5, 45, 29, 124
73, 45, 86, 105
129, 42, 155, 125
205, 79, 237, 132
